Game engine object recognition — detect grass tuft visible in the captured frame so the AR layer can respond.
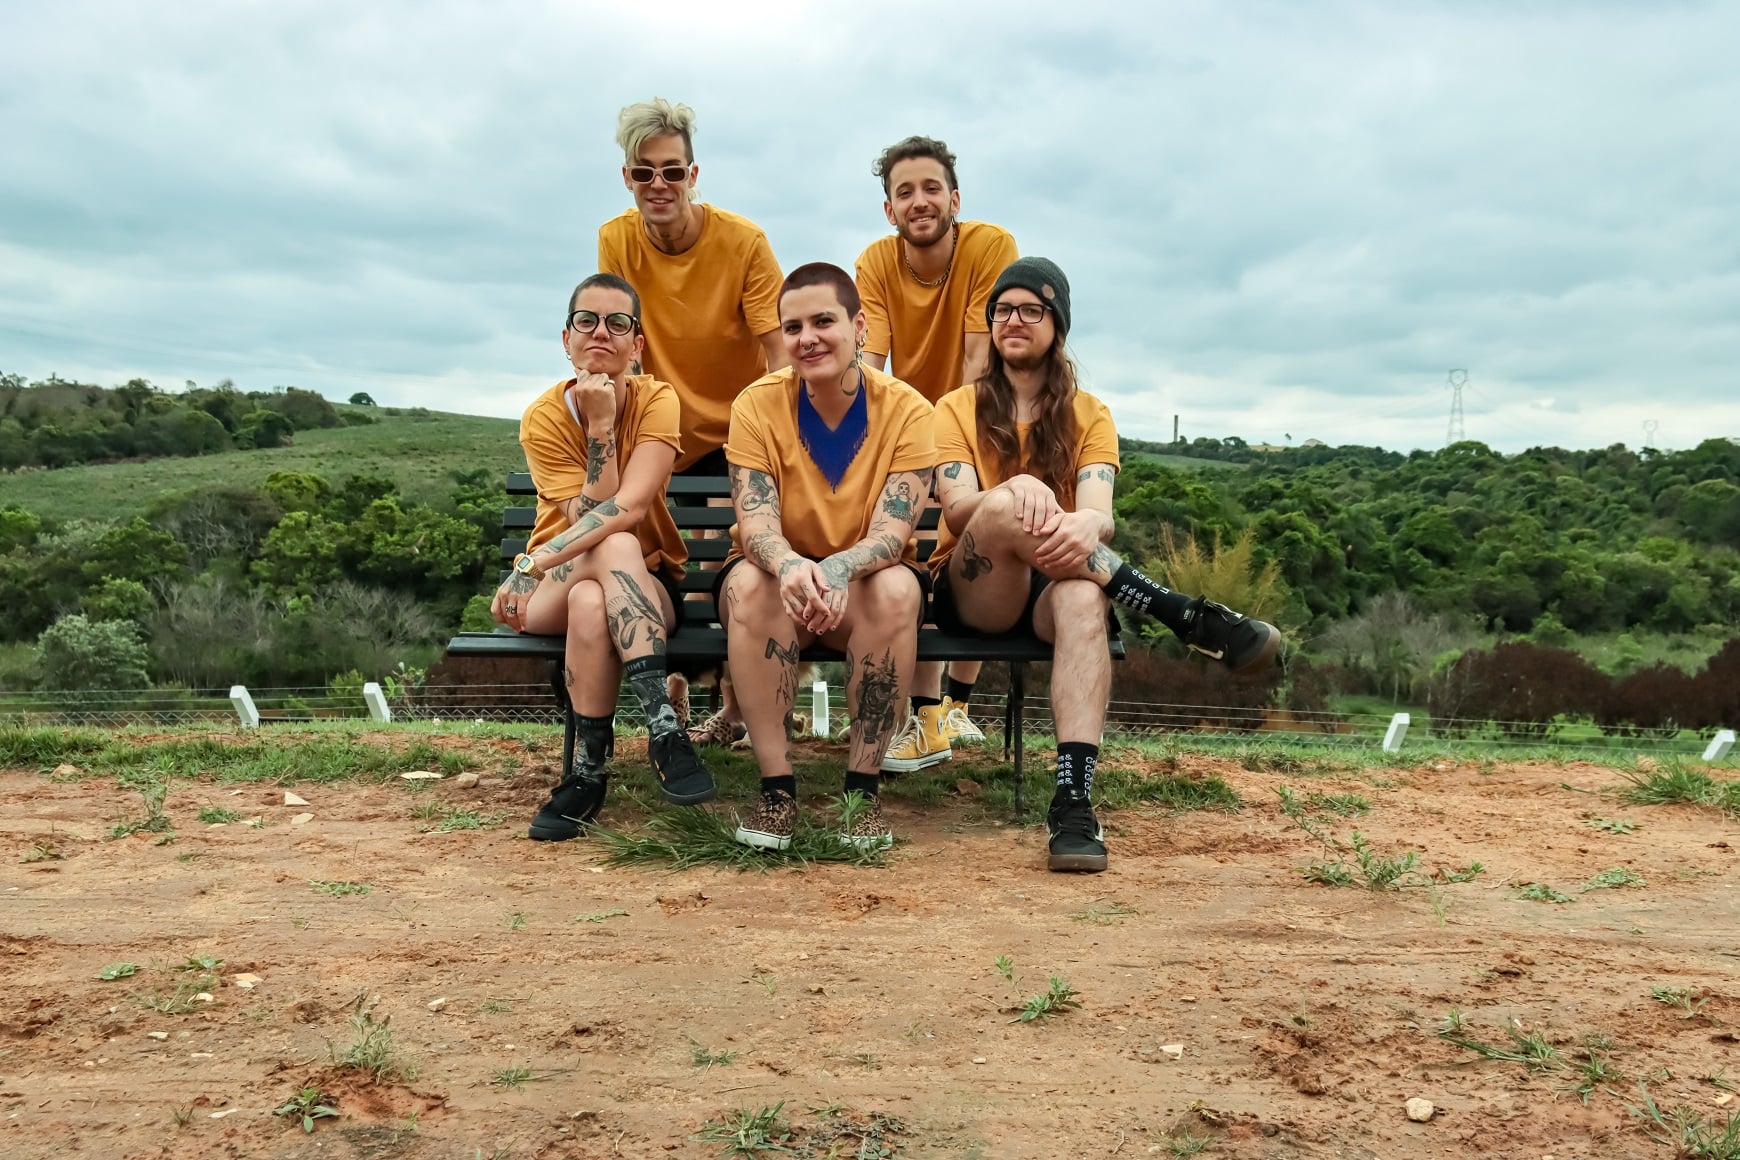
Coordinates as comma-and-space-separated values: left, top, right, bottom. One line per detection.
593, 799, 885, 871
1616, 763, 1740, 816
694, 1102, 795, 1156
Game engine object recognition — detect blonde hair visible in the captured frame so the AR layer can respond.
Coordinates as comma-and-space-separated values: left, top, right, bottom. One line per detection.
615, 98, 696, 165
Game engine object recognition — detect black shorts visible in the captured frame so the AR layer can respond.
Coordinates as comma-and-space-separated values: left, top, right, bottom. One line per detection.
675, 447, 729, 477
713, 556, 930, 629
931, 565, 1119, 639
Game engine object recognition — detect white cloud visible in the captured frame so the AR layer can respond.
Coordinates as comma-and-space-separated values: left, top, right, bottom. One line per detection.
2, 0, 1736, 452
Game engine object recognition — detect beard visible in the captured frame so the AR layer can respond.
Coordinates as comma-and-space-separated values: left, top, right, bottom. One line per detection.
896, 209, 956, 249
999, 346, 1050, 373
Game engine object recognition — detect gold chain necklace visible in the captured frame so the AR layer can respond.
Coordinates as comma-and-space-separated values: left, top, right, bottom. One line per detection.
902, 222, 958, 288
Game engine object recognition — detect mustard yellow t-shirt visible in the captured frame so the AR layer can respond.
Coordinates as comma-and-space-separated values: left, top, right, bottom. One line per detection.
855, 220, 1019, 404
519, 375, 687, 582
725, 365, 936, 566
930, 386, 1121, 574
597, 205, 783, 470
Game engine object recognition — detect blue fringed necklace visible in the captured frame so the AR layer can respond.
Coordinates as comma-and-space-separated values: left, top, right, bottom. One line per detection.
796, 372, 869, 492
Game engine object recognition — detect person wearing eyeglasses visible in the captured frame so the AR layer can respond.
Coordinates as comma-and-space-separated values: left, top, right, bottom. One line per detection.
854, 135, 1020, 778
931, 258, 1281, 874
494, 273, 717, 841
597, 97, 788, 747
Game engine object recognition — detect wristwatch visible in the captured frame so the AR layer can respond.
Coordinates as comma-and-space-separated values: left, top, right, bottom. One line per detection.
513, 553, 547, 581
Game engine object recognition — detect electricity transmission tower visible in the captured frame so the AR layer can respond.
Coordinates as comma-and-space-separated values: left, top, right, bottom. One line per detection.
1445, 369, 1467, 445
1644, 420, 1659, 449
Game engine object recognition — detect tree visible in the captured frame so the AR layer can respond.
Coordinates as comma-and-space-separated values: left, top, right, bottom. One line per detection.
80, 517, 190, 588
81, 577, 155, 628
34, 614, 151, 693
348, 392, 377, 406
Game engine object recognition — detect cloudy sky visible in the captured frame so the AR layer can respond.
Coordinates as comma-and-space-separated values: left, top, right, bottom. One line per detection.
3, 0, 1736, 454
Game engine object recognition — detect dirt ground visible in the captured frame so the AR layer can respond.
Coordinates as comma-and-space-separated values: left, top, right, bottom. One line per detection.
3, 730, 1739, 1159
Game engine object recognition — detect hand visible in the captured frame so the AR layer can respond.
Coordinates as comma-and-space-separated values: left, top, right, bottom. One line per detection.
1034, 509, 1106, 573
811, 555, 855, 635
570, 372, 618, 428
777, 557, 835, 634
999, 474, 1064, 536
491, 570, 540, 633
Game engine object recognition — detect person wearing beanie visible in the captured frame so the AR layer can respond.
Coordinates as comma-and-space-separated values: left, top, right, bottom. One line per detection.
930, 257, 1281, 873
855, 135, 1020, 775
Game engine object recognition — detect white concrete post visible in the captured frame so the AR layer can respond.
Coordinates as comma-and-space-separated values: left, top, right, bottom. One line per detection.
362, 682, 392, 724
1382, 712, 1410, 754
229, 685, 260, 729
811, 680, 829, 737
1704, 729, 1735, 763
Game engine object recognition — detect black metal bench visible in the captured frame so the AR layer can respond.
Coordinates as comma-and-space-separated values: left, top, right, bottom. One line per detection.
444, 472, 1125, 816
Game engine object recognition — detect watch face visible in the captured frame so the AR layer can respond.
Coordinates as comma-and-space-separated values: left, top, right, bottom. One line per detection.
517, 555, 534, 574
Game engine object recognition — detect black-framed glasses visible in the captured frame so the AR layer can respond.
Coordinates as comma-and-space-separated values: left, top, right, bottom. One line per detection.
567, 310, 638, 337
990, 302, 1052, 324
627, 164, 690, 185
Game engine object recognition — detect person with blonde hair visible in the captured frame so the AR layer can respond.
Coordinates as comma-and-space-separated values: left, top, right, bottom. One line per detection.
597, 97, 788, 745
932, 257, 1280, 873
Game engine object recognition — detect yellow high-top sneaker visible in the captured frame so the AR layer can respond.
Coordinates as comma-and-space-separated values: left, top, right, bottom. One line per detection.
938, 696, 986, 744
880, 704, 952, 773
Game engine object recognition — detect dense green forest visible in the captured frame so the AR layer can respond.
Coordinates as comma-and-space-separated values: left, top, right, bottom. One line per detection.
1, 379, 1737, 727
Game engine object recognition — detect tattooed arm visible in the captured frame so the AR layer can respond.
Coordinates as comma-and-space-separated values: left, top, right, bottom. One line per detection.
811, 468, 931, 633
532, 439, 676, 574
732, 463, 832, 632
557, 373, 622, 524
1034, 462, 1117, 572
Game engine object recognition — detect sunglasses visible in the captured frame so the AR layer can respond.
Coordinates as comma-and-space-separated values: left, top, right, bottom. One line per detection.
627, 164, 691, 185
567, 310, 638, 337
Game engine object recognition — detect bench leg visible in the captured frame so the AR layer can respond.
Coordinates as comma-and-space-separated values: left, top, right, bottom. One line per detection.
1010, 660, 1027, 820
549, 661, 577, 782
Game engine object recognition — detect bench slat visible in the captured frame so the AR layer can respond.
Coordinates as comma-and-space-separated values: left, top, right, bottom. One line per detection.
449, 628, 1125, 665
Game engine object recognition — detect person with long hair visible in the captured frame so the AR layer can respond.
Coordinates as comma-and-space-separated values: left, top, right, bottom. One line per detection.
718, 262, 935, 853
932, 257, 1280, 873
494, 273, 717, 840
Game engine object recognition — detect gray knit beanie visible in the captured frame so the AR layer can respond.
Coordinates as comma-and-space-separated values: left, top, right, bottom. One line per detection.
986, 256, 1071, 339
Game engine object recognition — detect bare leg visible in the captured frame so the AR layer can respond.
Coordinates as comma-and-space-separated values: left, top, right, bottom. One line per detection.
824, 567, 921, 773
721, 564, 805, 780
1033, 579, 1111, 745
563, 580, 619, 716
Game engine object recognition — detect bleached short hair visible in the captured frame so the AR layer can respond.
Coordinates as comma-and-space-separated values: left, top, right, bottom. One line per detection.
616, 98, 697, 165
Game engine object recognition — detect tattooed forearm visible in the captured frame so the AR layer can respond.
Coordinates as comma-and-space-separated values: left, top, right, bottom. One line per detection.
583, 431, 616, 486
541, 497, 623, 556
1085, 543, 1119, 579
818, 532, 905, 590
745, 529, 796, 573
960, 531, 993, 581
606, 569, 666, 657
729, 464, 781, 516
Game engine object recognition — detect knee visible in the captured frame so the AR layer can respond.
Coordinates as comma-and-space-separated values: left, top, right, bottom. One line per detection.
598, 530, 643, 561
1051, 579, 1108, 631
566, 579, 607, 628
858, 566, 921, 624
723, 565, 780, 627
968, 486, 1019, 534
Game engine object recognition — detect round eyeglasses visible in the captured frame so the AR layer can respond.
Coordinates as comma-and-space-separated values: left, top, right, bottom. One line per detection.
990, 302, 1052, 324
627, 164, 690, 185
567, 310, 638, 337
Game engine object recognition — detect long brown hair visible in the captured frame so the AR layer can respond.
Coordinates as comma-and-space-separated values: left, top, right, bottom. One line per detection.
973, 343, 1080, 504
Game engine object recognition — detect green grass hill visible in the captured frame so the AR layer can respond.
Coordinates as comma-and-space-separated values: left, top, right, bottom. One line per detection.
0, 408, 524, 523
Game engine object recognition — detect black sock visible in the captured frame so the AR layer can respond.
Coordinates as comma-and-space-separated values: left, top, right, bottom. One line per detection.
1105, 561, 1194, 635
762, 774, 797, 800
911, 694, 941, 716
624, 655, 680, 740
844, 770, 881, 798
945, 677, 975, 706
1054, 742, 1099, 801
576, 713, 614, 773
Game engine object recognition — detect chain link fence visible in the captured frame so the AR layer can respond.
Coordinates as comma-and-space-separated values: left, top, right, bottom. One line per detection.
0, 682, 1729, 759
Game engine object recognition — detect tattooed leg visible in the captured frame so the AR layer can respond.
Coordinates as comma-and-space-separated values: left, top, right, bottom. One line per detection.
563, 580, 621, 717
823, 566, 920, 773
722, 563, 804, 780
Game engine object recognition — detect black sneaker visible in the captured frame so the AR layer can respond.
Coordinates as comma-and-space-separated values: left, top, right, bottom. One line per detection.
1046, 794, 1108, 873
527, 773, 608, 841
1179, 597, 1281, 675
648, 731, 718, 805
